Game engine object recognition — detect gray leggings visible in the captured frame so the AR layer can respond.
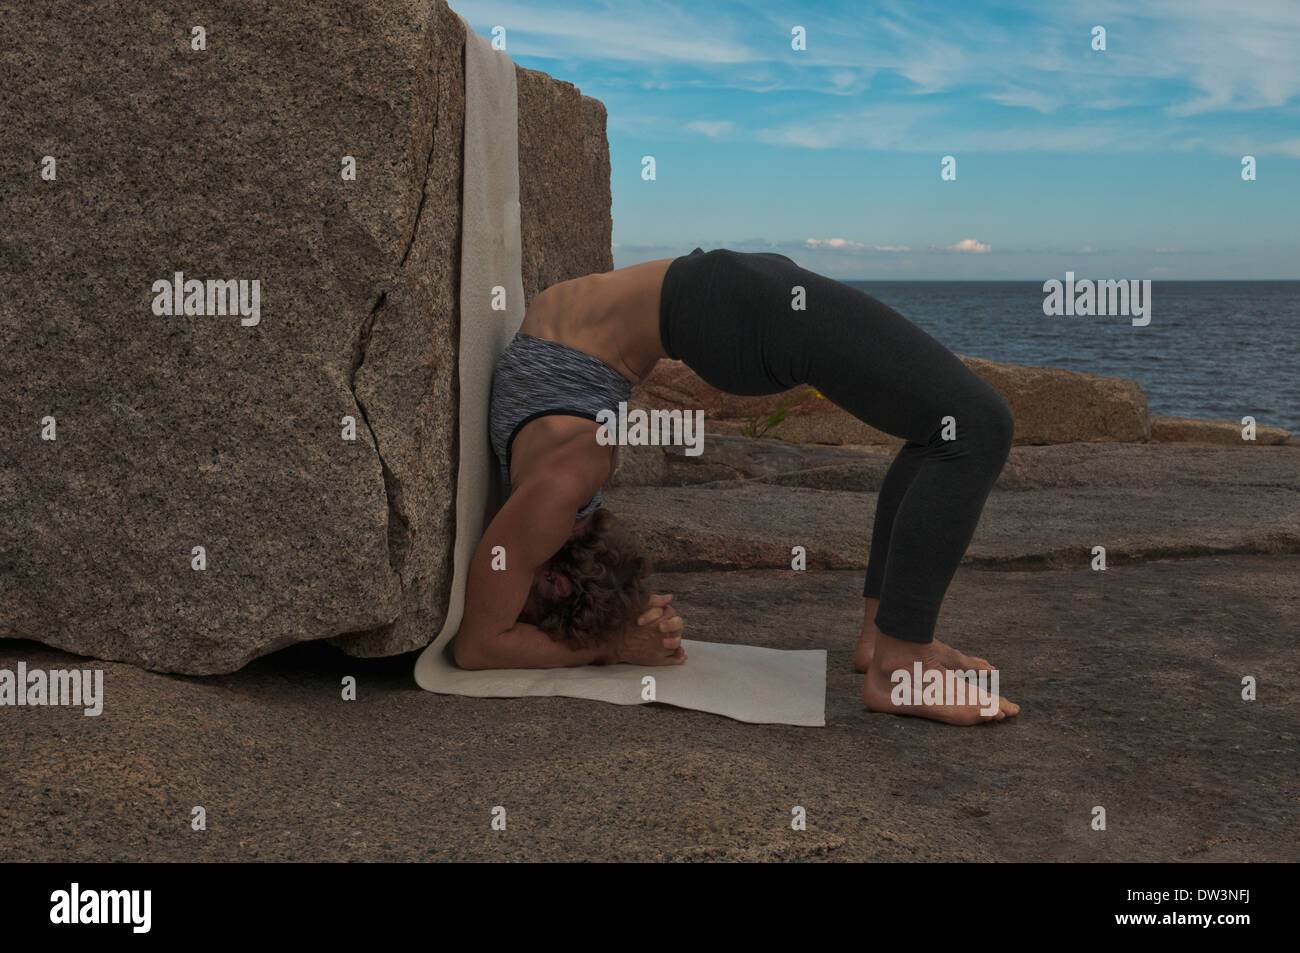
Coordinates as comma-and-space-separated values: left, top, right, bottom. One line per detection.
659, 248, 1013, 644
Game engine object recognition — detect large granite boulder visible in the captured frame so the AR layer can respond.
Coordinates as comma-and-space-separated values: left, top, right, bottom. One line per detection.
633, 355, 1150, 446
0, 1, 611, 673
960, 355, 1149, 444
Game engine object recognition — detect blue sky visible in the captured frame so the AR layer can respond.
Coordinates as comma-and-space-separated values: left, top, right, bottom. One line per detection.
459, 0, 1300, 279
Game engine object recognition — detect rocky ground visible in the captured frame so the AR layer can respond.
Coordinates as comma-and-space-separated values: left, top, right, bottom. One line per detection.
2, 439, 1297, 861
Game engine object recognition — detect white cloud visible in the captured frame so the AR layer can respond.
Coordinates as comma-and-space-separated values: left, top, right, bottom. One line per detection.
933, 239, 992, 253
685, 120, 735, 139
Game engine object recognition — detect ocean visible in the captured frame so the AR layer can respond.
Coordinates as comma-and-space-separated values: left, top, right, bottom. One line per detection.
848, 280, 1300, 434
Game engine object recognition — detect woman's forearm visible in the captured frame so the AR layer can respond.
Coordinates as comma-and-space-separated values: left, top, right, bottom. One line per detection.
454, 621, 612, 669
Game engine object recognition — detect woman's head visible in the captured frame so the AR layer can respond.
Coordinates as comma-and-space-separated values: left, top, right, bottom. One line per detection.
522, 509, 650, 649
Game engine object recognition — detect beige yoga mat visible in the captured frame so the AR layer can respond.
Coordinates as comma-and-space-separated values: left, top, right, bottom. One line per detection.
413, 15, 826, 727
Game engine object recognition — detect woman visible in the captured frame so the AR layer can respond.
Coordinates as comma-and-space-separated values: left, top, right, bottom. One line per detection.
452, 247, 1019, 726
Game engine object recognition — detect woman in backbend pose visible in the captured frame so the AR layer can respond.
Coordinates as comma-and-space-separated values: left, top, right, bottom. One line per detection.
453, 247, 1020, 726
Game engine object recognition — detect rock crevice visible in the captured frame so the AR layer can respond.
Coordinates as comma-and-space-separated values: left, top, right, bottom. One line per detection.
348, 290, 408, 584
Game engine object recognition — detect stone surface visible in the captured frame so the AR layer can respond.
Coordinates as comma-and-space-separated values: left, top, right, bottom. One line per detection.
1151, 414, 1292, 445
606, 443, 1300, 571
3, 550, 1295, 861
0, 1, 611, 673
608, 441, 669, 488
4, 433, 1295, 861
664, 434, 892, 488
632, 355, 1151, 446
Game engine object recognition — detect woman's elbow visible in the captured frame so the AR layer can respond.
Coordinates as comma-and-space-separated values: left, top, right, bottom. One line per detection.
452, 634, 491, 670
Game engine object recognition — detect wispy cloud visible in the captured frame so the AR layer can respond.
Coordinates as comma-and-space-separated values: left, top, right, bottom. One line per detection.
985, 86, 1065, 114
685, 120, 736, 138
459, 0, 1300, 156
457, 1, 758, 64
805, 238, 910, 251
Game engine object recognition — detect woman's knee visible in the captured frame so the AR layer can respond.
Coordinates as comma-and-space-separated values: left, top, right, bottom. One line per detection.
932, 385, 1012, 462
970, 390, 1014, 463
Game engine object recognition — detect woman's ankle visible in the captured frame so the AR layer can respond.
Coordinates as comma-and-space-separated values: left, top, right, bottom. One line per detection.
872, 629, 934, 666
860, 596, 880, 632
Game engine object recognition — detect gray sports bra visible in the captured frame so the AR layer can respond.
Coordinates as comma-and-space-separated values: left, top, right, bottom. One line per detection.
489, 332, 633, 519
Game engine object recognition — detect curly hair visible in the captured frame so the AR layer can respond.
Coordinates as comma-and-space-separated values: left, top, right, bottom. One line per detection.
530, 509, 651, 650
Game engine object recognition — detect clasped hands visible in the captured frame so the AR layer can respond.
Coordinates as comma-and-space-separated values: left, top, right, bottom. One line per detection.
605, 593, 685, 666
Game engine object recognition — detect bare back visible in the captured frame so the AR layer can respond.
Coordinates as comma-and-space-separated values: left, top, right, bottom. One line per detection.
519, 257, 676, 382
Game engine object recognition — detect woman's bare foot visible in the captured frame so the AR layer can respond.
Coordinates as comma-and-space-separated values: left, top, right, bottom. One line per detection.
855, 599, 993, 674
861, 631, 1020, 726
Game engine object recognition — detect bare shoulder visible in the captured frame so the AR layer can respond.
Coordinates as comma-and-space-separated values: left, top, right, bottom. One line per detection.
510, 425, 608, 505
